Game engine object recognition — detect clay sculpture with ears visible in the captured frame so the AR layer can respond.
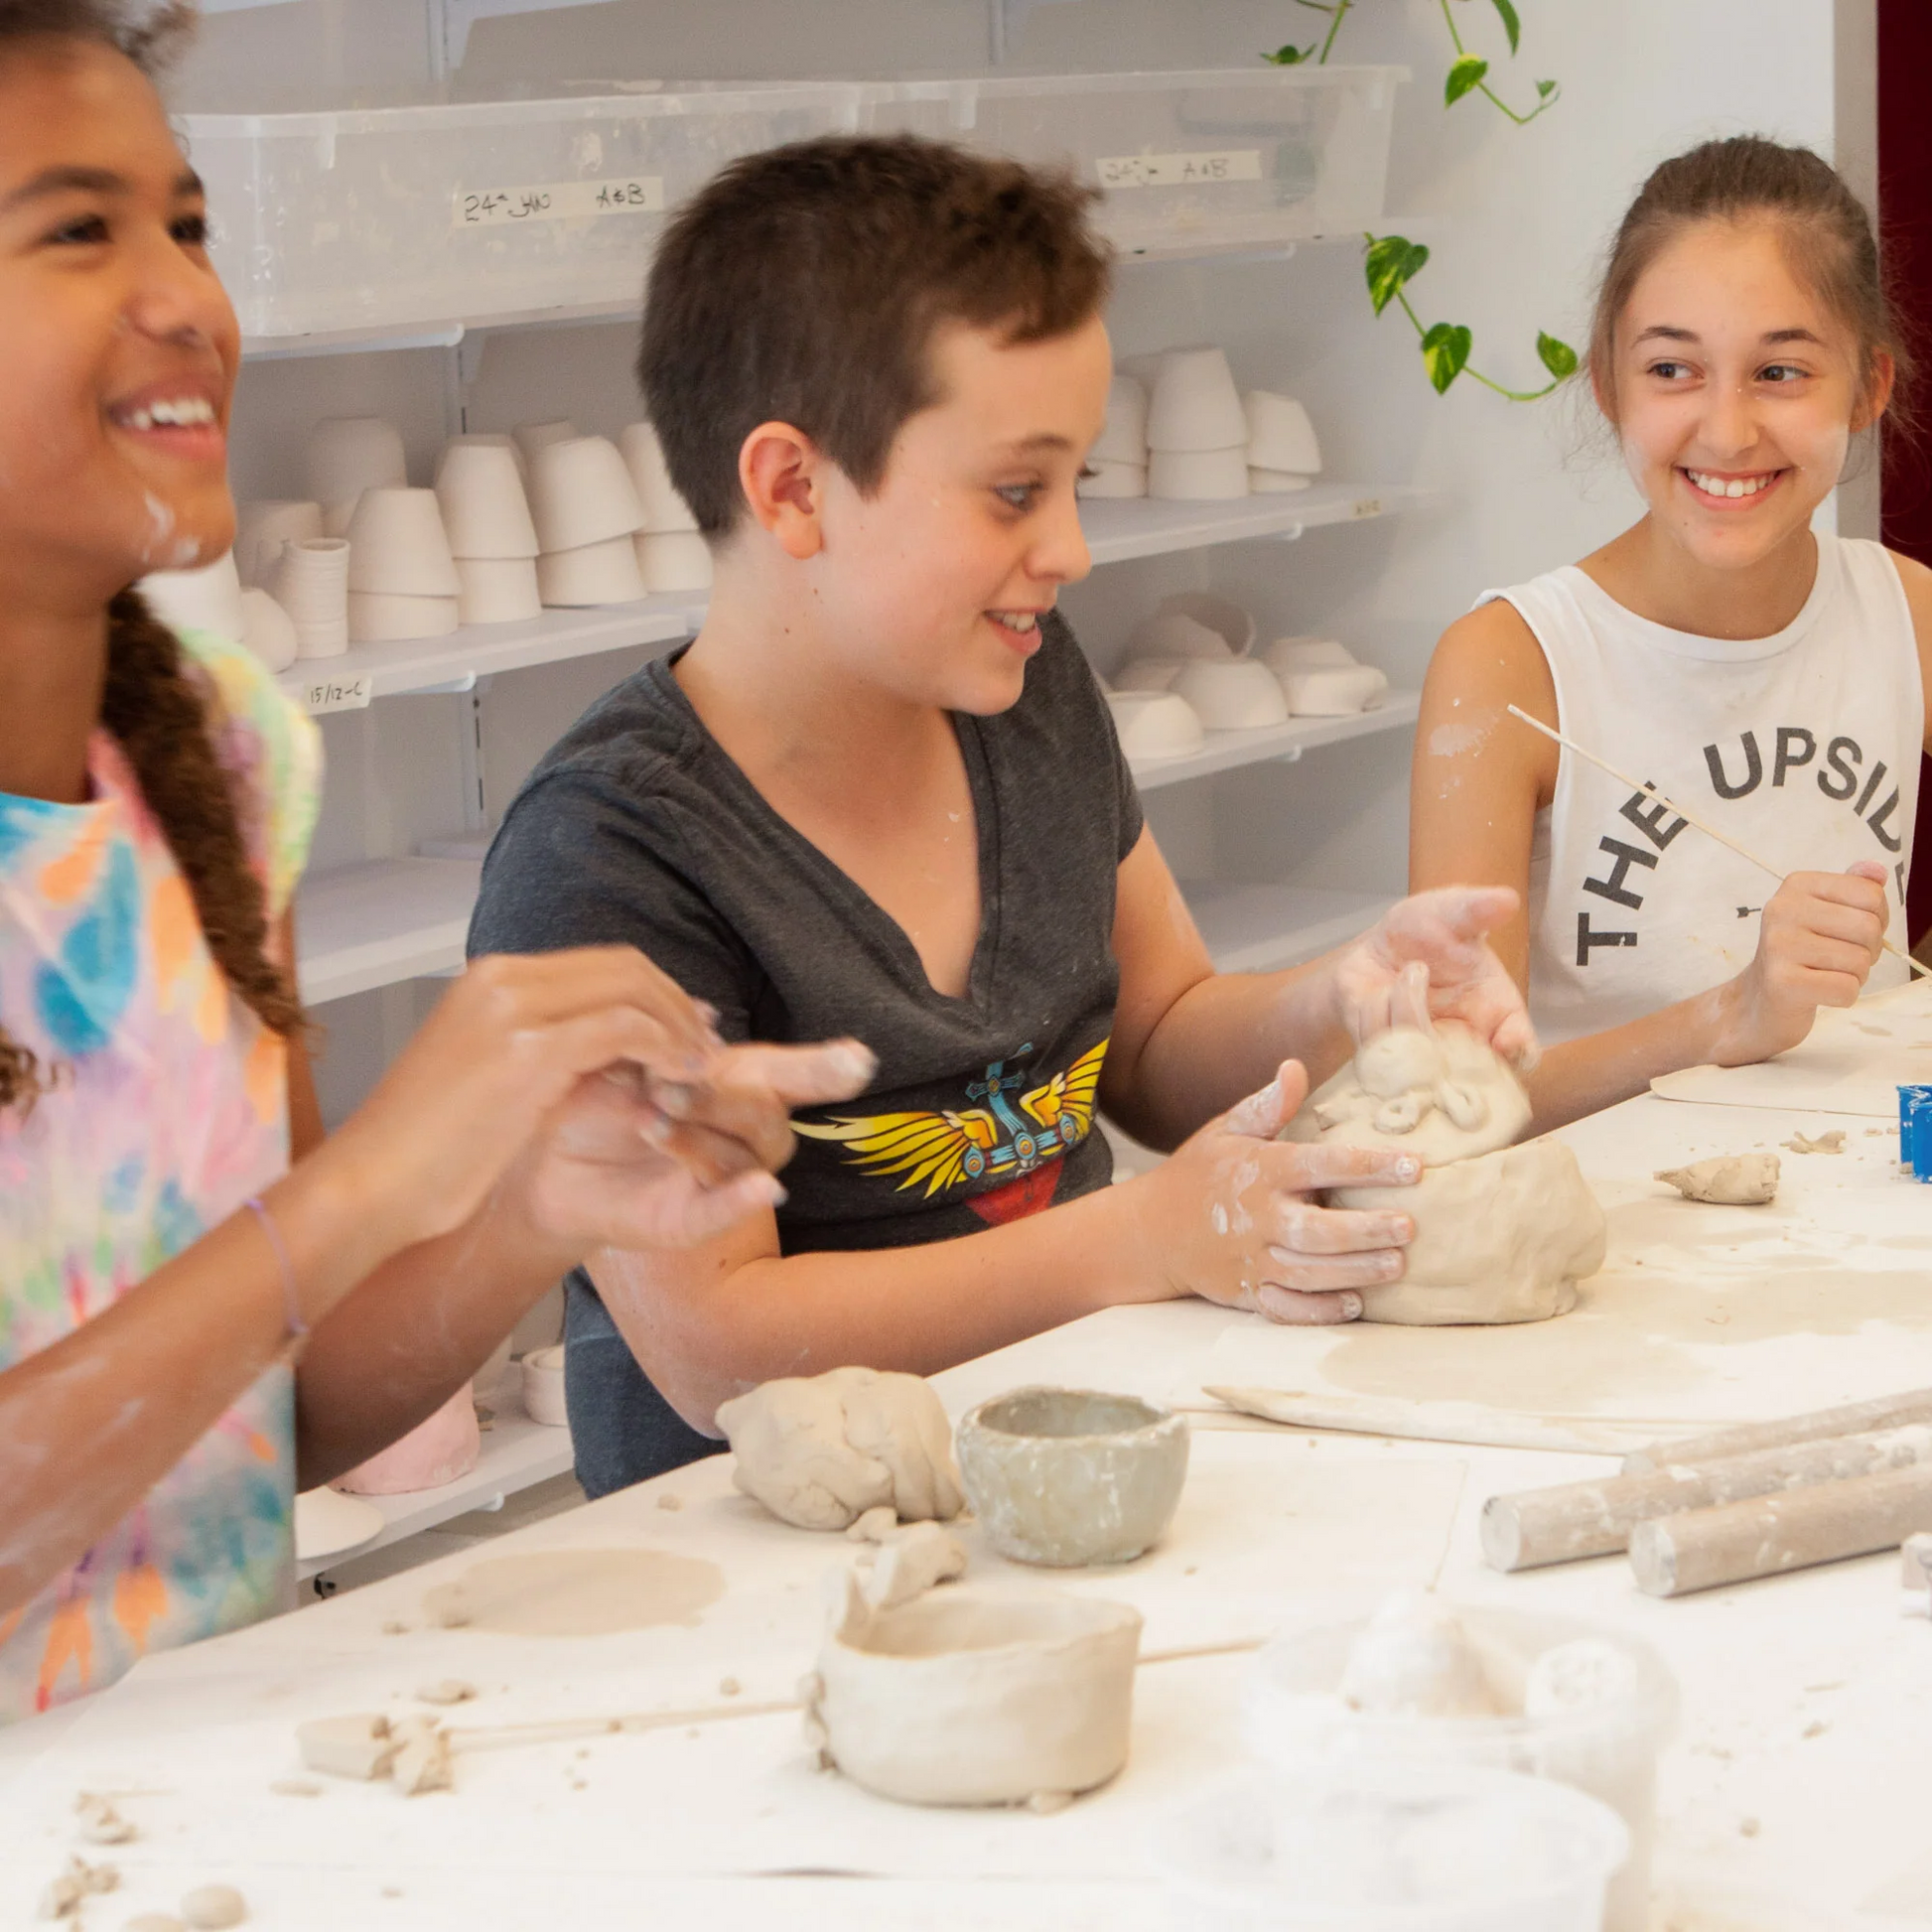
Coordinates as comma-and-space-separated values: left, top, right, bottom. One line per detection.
716, 1366, 964, 1531
1283, 1021, 1605, 1324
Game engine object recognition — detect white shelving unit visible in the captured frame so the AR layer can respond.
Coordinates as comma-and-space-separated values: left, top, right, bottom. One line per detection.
1185, 883, 1399, 976
297, 858, 482, 1004
1134, 690, 1419, 793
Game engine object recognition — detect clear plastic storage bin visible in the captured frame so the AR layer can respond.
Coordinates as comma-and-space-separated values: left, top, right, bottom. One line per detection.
864, 67, 1406, 253
185, 83, 863, 341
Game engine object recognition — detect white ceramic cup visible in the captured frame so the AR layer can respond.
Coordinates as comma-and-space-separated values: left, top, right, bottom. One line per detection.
1149, 447, 1250, 500
620, 422, 700, 534
270, 537, 351, 659
1131, 593, 1255, 661
1264, 635, 1357, 675
635, 530, 713, 594
137, 550, 245, 643
456, 557, 542, 626
1244, 390, 1322, 475
522, 1345, 568, 1428
1092, 374, 1149, 464
436, 443, 538, 560
1249, 467, 1314, 493
234, 500, 324, 588
345, 486, 461, 598
1106, 690, 1205, 759
1146, 347, 1248, 452
537, 535, 646, 607
530, 436, 644, 554
513, 418, 581, 466
439, 432, 528, 484
304, 416, 407, 536
347, 592, 460, 644
238, 587, 299, 673
1076, 460, 1148, 500
1171, 658, 1290, 731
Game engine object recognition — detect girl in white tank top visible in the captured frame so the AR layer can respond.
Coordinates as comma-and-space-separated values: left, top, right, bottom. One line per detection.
1411, 136, 1932, 1128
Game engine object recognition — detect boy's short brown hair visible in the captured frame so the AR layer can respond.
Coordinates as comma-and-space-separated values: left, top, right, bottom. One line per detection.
638, 133, 1112, 537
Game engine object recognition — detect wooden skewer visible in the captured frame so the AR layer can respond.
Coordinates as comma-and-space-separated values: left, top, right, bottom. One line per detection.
1506, 704, 1931, 981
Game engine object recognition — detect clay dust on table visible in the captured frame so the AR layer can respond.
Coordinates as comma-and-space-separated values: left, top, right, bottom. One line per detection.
420, 1549, 724, 1637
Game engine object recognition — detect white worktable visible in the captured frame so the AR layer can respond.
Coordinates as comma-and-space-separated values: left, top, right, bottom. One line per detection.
4, 1078, 1931, 1931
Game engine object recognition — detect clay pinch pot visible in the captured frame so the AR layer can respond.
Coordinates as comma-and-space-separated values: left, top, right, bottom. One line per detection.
810, 1576, 1142, 1807
958, 1387, 1189, 1567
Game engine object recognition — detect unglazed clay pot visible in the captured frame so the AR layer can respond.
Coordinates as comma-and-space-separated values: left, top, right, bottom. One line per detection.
957, 1386, 1189, 1567
335, 1383, 481, 1495
811, 1578, 1142, 1806
1105, 690, 1205, 760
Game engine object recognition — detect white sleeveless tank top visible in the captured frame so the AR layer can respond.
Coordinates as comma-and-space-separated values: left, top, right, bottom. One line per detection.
1480, 535, 1921, 1046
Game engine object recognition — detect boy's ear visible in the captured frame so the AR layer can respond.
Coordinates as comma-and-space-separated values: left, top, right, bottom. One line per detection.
738, 421, 824, 560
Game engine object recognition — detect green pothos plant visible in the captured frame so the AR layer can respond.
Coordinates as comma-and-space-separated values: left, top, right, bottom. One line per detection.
1265, 0, 1578, 401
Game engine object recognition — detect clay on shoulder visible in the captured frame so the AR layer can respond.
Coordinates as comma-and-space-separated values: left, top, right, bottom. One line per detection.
1285, 1026, 1604, 1326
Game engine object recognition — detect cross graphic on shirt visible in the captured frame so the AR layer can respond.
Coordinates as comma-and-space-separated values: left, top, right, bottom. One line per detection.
1737, 905, 1761, 919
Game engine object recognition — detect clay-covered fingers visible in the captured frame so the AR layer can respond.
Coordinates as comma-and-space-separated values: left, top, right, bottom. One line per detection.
1269, 1138, 1422, 1195
461, 948, 721, 1079
653, 1039, 879, 1173
1253, 1283, 1367, 1326
1217, 1060, 1310, 1141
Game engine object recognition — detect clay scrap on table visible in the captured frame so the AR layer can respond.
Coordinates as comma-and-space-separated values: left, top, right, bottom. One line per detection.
297, 1711, 452, 1795
37, 1855, 117, 1920
1783, 1130, 1846, 1155
73, 1792, 134, 1845
717, 1366, 964, 1532
857, 1521, 970, 1611
1655, 1153, 1780, 1205
180, 1885, 248, 1931
1282, 1025, 1605, 1324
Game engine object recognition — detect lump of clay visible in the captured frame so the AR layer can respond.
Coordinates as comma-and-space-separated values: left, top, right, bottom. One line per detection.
1654, 1153, 1779, 1205
1337, 1590, 1496, 1719
1523, 1638, 1640, 1720
180, 1885, 247, 1930
297, 1713, 397, 1781
858, 1521, 969, 1612
38, 1856, 116, 1920
1287, 1023, 1604, 1325
717, 1366, 963, 1532
388, 1716, 454, 1796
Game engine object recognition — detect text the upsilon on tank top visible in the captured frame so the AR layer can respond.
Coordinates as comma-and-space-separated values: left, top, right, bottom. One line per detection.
1575, 727, 1906, 966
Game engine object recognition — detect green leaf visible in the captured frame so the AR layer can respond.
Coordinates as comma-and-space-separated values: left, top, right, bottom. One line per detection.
1364, 234, 1430, 316
1536, 331, 1580, 379
1489, 0, 1521, 54
1446, 55, 1489, 105
1264, 42, 1316, 64
1535, 77, 1558, 98
1421, 322, 1473, 393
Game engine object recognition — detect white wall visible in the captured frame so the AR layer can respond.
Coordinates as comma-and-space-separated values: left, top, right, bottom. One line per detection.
175, 0, 1850, 1121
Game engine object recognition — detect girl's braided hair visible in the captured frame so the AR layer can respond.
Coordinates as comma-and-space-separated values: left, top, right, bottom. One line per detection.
0, 3, 305, 1113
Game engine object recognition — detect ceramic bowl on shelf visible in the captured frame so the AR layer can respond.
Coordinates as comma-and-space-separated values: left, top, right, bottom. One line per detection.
238, 587, 298, 673
1076, 460, 1147, 499
1148, 447, 1250, 501
1281, 666, 1389, 717
1091, 373, 1149, 464
304, 416, 407, 536
1244, 390, 1323, 475
439, 431, 528, 483
522, 1345, 568, 1427
235, 499, 324, 588
1171, 658, 1290, 731
456, 557, 542, 626
269, 537, 350, 658
538, 535, 646, 607
620, 422, 700, 534
513, 418, 580, 466
1105, 689, 1205, 759
1146, 347, 1248, 452
1250, 467, 1314, 493
1131, 592, 1255, 662
1265, 635, 1357, 674
294, 1487, 385, 1565
436, 443, 538, 560
635, 530, 713, 594
345, 486, 461, 598
347, 591, 460, 643
1112, 657, 1186, 693
138, 549, 245, 643
530, 436, 644, 553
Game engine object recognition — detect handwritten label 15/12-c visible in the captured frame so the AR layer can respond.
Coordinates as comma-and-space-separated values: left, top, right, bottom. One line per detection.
1095, 150, 1263, 191
297, 672, 373, 716
454, 177, 665, 229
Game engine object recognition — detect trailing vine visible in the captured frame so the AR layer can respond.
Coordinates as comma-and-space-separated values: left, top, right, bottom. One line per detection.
1264, 0, 1576, 400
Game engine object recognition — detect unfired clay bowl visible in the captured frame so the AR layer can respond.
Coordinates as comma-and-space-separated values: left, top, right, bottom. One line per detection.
1146, 346, 1248, 452
957, 1387, 1189, 1567
1075, 459, 1148, 499
537, 535, 646, 608
1171, 658, 1290, 731
1243, 389, 1322, 475
1148, 446, 1250, 501
1106, 690, 1205, 761
814, 1585, 1142, 1806
1249, 466, 1314, 493
1092, 373, 1150, 464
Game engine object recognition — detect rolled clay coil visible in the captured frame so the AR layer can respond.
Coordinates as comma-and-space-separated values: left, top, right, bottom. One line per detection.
1621, 1387, 1932, 1475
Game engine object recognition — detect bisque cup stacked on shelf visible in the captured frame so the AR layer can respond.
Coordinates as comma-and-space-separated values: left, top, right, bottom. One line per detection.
529, 432, 647, 607
622, 421, 713, 594
1146, 348, 1250, 500
436, 441, 542, 624
345, 485, 462, 642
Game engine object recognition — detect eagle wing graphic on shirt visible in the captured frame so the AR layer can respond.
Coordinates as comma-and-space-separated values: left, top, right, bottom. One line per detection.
794, 1038, 1108, 1198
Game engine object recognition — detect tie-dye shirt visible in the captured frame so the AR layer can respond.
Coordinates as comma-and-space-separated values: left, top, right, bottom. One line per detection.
0, 626, 320, 1723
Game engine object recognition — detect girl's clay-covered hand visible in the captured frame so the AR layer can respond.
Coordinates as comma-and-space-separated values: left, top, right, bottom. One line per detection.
1712, 860, 1889, 1065
510, 1035, 879, 1254
1335, 886, 1539, 1067
314, 947, 855, 1263
1124, 1060, 1418, 1325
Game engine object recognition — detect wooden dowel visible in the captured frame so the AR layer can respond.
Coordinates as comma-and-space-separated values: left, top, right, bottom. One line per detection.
1506, 706, 1931, 981
1621, 1390, 1932, 1475
1629, 1463, 1932, 1597
1483, 1425, 1932, 1572
1203, 1385, 1648, 1455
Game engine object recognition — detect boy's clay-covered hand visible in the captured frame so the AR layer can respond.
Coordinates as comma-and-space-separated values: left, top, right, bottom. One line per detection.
1125, 1061, 1418, 1326
1335, 886, 1539, 1068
